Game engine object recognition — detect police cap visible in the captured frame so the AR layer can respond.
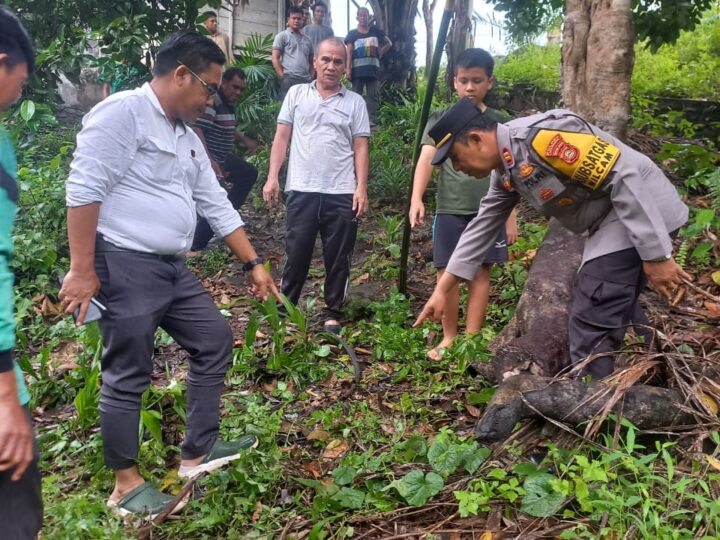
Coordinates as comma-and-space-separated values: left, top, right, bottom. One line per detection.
427, 98, 483, 166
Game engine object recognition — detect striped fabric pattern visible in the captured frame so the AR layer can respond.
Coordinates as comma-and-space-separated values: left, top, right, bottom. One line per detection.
194, 94, 236, 166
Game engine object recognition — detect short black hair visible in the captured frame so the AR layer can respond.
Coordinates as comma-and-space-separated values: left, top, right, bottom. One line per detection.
454, 48, 494, 77
222, 67, 246, 82
203, 11, 217, 18
0, 7, 35, 75
312, 1, 327, 11
288, 6, 305, 17
456, 113, 499, 143
153, 31, 226, 77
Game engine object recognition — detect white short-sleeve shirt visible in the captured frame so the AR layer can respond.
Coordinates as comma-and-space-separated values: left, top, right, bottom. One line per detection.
277, 82, 370, 194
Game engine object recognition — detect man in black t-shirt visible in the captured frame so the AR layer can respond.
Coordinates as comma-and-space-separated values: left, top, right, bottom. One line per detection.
344, 7, 392, 125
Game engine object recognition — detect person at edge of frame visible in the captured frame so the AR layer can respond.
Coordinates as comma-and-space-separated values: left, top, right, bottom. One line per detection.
0, 7, 44, 538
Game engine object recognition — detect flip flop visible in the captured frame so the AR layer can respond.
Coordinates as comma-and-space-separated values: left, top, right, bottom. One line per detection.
107, 481, 187, 518
323, 320, 342, 335
178, 435, 259, 479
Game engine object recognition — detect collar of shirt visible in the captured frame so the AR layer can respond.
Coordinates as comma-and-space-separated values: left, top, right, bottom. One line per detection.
139, 82, 188, 135
495, 122, 513, 177
310, 79, 346, 99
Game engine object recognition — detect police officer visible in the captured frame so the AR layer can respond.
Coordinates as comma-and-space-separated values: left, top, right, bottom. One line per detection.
414, 98, 691, 379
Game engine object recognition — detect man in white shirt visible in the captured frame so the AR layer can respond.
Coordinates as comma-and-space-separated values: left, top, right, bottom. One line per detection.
60, 31, 278, 517
263, 38, 370, 334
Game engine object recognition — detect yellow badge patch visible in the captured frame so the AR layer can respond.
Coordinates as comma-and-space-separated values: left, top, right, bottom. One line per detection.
557, 197, 574, 207
531, 129, 621, 190
519, 163, 535, 177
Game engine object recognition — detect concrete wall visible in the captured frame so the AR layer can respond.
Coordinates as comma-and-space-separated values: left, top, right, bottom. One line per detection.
217, 0, 284, 53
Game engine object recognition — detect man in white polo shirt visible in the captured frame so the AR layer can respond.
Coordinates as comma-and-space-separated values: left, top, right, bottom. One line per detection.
263, 37, 370, 334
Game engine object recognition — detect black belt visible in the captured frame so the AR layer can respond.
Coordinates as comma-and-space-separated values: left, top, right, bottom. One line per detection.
95, 235, 183, 262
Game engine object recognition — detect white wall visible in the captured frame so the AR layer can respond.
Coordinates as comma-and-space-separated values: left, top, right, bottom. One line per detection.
216, 0, 284, 50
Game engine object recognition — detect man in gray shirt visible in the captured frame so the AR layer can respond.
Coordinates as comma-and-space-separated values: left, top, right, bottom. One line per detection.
273, 6, 314, 101
263, 38, 370, 334
60, 31, 278, 517
302, 1, 334, 50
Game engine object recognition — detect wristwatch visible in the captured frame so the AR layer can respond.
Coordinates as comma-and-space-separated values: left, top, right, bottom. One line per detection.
645, 254, 671, 263
242, 257, 265, 272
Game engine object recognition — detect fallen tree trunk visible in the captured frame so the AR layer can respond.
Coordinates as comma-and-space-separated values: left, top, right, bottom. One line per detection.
474, 219, 584, 383
474, 374, 695, 443
472, 219, 714, 444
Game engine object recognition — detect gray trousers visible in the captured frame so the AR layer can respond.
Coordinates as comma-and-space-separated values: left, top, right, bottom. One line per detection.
568, 247, 651, 380
351, 77, 379, 123
95, 248, 233, 469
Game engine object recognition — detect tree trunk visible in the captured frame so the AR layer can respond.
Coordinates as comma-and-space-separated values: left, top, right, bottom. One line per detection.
368, 0, 419, 88
471, 220, 709, 444
471, 220, 584, 384
562, 0, 634, 139
444, 0, 473, 99
422, 0, 438, 70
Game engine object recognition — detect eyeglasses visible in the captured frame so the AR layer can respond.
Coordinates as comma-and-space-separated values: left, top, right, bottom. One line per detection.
177, 61, 217, 97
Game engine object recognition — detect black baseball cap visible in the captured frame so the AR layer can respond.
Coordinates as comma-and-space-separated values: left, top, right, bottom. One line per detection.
427, 98, 484, 166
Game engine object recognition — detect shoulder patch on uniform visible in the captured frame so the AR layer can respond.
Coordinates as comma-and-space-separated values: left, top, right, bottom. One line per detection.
531, 129, 621, 190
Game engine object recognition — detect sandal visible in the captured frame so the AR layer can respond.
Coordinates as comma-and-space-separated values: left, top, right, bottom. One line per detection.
323, 320, 342, 335
107, 481, 187, 518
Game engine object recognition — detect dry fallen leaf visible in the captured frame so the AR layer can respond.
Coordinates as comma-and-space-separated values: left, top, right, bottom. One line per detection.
300, 460, 323, 478
351, 272, 370, 285
251, 501, 263, 524
705, 454, 720, 472
307, 428, 331, 441
698, 391, 719, 415
322, 439, 349, 460
712, 271, 720, 287
704, 302, 720, 318
466, 404, 481, 418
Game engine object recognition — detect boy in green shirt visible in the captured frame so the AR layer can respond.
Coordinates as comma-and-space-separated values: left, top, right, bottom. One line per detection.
0, 6, 43, 536
410, 48, 517, 360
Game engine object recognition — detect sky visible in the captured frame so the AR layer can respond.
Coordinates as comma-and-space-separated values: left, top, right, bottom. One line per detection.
327, 0, 509, 65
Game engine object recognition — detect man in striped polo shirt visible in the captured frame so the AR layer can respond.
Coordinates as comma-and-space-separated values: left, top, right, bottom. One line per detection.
191, 67, 258, 251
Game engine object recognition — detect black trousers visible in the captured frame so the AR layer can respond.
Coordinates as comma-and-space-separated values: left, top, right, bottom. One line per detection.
95, 249, 233, 469
0, 408, 42, 540
281, 192, 358, 321
568, 247, 652, 380
192, 155, 258, 250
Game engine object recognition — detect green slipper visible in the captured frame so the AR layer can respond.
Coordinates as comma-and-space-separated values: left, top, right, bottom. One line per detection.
178, 435, 259, 478
107, 481, 187, 518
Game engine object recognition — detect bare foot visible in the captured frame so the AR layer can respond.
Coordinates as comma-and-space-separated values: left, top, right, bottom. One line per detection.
109, 477, 145, 505
427, 336, 455, 362
180, 454, 207, 468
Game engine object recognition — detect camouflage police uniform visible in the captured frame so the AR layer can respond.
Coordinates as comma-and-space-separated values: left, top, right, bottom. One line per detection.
431, 104, 688, 379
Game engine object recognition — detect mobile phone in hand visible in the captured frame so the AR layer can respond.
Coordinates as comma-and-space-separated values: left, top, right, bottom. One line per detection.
58, 274, 107, 325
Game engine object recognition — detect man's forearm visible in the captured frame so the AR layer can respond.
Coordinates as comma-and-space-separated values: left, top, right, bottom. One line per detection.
67, 203, 101, 273
271, 52, 284, 77
353, 138, 369, 189
268, 129, 291, 180
223, 227, 258, 263
0, 370, 19, 403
